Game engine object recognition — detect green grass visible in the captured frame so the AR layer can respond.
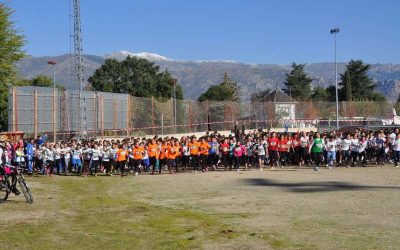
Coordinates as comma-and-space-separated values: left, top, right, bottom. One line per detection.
1, 168, 399, 249
0, 177, 257, 249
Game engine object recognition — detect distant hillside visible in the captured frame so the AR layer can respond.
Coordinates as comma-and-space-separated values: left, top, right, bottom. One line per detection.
15, 51, 400, 100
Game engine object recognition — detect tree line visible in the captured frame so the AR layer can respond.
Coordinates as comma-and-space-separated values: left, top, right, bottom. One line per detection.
198, 61, 386, 103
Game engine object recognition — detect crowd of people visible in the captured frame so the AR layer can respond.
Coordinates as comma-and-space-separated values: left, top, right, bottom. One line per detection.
1, 127, 400, 176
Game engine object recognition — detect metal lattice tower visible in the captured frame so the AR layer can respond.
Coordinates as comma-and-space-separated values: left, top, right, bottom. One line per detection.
72, 0, 88, 139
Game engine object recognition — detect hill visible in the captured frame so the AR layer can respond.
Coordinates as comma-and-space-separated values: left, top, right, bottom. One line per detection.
16, 51, 400, 100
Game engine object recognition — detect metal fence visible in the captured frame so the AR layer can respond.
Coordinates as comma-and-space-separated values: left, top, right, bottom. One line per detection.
8, 86, 399, 141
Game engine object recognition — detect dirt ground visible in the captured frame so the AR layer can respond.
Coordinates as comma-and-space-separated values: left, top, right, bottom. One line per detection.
1, 166, 400, 249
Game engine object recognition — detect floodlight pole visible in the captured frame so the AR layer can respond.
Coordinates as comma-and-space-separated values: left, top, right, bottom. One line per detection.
47, 60, 56, 88
330, 28, 340, 129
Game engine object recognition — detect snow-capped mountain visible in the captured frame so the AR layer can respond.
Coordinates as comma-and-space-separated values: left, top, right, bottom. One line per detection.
15, 52, 400, 100
104, 50, 239, 64
104, 51, 173, 62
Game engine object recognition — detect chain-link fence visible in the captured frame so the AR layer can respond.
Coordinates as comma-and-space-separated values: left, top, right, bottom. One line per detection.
8, 86, 399, 141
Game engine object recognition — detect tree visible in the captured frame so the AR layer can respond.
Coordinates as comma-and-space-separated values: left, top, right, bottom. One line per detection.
283, 63, 313, 101
339, 60, 385, 101
311, 86, 328, 101
0, 3, 25, 131
250, 89, 272, 102
88, 56, 183, 100
325, 86, 337, 102
17, 75, 66, 89
197, 73, 240, 102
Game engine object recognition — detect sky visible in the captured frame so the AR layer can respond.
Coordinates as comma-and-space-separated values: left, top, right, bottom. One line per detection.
8, 0, 400, 64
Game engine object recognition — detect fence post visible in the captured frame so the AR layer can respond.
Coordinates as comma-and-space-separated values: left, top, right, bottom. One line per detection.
113, 98, 117, 138
205, 100, 209, 131
151, 96, 155, 135
126, 95, 130, 138
248, 100, 251, 130
188, 100, 192, 133
223, 103, 227, 131
65, 91, 71, 137
171, 97, 174, 134
12, 87, 17, 132
53, 88, 57, 142
33, 89, 38, 139
93, 93, 97, 138
161, 113, 164, 135
100, 95, 104, 139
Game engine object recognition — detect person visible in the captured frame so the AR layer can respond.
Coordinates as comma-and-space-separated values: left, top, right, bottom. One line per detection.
131, 141, 144, 176
101, 141, 112, 175
25, 139, 35, 174
81, 144, 91, 177
90, 143, 101, 176
208, 137, 219, 171
278, 134, 288, 167
309, 133, 326, 171
181, 139, 190, 171
198, 138, 211, 172
220, 138, 230, 171
45, 143, 55, 177
350, 134, 360, 167
326, 136, 336, 169
299, 132, 309, 166
392, 133, 400, 167
54, 143, 63, 175
268, 132, 280, 169
255, 138, 266, 171
244, 140, 254, 170
116, 144, 128, 176
375, 132, 386, 166
15, 145, 25, 169
358, 135, 368, 167
109, 143, 118, 175
341, 134, 352, 167
189, 137, 200, 172
158, 141, 168, 174
233, 141, 245, 171
291, 134, 301, 165
142, 144, 150, 173
62, 143, 71, 175
148, 139, 159, 174
166, 140, 180, 174
71, 145, 82, 175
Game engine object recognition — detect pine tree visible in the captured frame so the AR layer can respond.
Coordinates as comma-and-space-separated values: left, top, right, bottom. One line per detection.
283, 63, 313, 101
198, 72, 240, 102
339, 60, 384, 101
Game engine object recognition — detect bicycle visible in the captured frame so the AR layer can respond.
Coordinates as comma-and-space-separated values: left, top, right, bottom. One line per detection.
0, 164, 33, 204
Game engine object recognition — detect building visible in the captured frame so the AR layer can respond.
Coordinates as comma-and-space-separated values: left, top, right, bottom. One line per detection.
263, 89, 296, 121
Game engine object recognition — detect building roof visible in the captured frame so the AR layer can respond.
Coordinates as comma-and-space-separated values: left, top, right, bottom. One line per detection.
263, 89, 296, 103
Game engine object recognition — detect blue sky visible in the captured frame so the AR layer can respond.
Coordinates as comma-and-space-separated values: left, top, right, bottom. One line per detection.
9, 0, 400, 64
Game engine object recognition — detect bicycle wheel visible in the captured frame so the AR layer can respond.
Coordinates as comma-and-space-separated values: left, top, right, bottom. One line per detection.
0, 178, 11, 202
17, 176, 33, 204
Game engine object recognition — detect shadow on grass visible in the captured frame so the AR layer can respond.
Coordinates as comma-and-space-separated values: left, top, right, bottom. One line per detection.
241, 178, 400, 193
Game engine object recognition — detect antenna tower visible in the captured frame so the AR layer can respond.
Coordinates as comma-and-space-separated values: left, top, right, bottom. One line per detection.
72, 0, 88, 139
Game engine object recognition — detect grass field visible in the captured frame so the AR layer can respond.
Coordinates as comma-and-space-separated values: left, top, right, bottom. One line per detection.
1, 167, 400, 250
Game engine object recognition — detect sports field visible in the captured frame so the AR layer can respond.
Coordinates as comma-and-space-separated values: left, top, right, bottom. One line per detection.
1, 167, 399, 250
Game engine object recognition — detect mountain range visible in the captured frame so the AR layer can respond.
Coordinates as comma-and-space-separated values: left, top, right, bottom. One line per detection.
15, 51, 400, 100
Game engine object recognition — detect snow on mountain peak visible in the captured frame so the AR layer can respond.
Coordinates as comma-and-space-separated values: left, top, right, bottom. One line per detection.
105, 51, 173, 61
104, 50, 242, 64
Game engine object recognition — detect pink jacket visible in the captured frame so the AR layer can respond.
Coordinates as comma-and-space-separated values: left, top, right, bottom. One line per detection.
233, 145, 245, 157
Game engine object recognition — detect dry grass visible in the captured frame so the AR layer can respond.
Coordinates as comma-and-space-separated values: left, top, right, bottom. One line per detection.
1, 167, 400, 249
